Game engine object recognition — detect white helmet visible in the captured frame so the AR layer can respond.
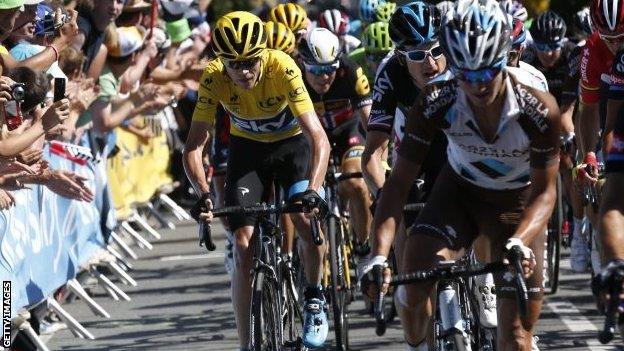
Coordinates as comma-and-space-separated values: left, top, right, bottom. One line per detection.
436, 1, 455, 19
440, 0, 512, 70
318, 9, 350, 36
499, 0, 528, 22
298, 27, 341, 64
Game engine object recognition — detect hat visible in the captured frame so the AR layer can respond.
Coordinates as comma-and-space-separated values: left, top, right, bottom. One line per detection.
123, 0, 151, 13
160, 0, 192, 22
0, 0, 23, 10
151, 27, 171, 50
165, 17, 191, 43
23, 0, 42, 4
108, 26, 145, 58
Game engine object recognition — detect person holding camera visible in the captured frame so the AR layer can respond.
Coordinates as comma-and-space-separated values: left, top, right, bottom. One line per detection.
0, 0, 78, 76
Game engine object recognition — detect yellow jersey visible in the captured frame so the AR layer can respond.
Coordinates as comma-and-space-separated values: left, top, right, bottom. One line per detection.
192, 49, 315, 143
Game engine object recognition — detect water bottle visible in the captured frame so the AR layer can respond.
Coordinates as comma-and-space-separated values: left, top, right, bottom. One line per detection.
438, 283, 464, 332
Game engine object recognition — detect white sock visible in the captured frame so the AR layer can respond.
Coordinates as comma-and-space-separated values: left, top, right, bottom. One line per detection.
406, 340, 429, 351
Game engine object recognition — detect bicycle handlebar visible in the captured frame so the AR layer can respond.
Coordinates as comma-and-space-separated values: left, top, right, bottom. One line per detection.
389, 261, 507, 286
507, 246, 529, 319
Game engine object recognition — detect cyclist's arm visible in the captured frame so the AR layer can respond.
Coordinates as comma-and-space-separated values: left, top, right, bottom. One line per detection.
371, 97, 433, 258
578, 101, 600, 156
357, 104, 372, 131
578, 45, 602, 156
605, 99, 623, 155
297, 110, 330, 191
362, 130, 389, 194
371, 155, 421, 258
512, 94, 562, 246
183, 120, 212, 195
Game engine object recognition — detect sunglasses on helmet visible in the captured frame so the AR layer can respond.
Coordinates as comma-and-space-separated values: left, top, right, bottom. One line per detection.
400, 45, 444, 62
304, 61, 340, 76
453, 66, 502, 84
533, 41, 563, 52
223, 57, 261, 70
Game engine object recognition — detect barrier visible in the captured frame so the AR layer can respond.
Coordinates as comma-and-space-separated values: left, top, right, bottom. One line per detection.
0, 144, 104, 319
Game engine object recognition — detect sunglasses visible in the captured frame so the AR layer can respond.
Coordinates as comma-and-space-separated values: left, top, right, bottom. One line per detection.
304, 61, 340, 76
400, 45, 444, 62
223, 57, 260, 70
533, 41, 563, 52
453, 66, 502, 84
600, 33, 624, 43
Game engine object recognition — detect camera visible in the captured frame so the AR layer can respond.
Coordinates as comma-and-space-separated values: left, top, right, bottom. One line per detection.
37, 7, 69, 37
11, 83, 26, 102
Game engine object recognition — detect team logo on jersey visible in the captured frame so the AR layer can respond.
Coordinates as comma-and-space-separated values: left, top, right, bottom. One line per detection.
201, 77, 213, 90
230, 111, 297, 134
355, 68, 371, 96
285, 67, 296, 76
288, 86, 307, 102
230, 94, 240, 104
515, 85, 549, 133
195, 96, 214, 110
258, 95, 285, 110
372, 70, 393, 102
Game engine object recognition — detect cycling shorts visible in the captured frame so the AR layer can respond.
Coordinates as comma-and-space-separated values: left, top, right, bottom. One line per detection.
327, 119, 364, 165
211, 108, 230, 171
408, 164, 545, 299
224, 134, 310, 231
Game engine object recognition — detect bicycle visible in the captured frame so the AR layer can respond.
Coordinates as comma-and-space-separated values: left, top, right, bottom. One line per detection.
544, 172, 563, 295
374, 245, 529, 351
208, 202, 323, 351
321, 149, 363, 350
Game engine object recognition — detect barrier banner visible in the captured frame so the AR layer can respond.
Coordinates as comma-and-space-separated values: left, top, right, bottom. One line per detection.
108, 118, 173, 219
0, 145, 103, 318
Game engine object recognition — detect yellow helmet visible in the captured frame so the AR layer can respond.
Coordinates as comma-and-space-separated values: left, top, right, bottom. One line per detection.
265, 21, 296, 55
212, 11, 267, 60
269, 3, 308, 33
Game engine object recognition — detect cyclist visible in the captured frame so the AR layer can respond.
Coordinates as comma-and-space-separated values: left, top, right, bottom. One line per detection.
374, 2, 396, 23
269, 2, 309, 43
317, 9, 361, 54
506, 19, 548, 91
348, 21, 395, 83
522, 10, 589, 273
265, 20, 297, 57
183, 11, 331, 349
576, 0, 624, 274
299, 27, 373, 253
359, 0, 386, 25
363, 1, 561, 350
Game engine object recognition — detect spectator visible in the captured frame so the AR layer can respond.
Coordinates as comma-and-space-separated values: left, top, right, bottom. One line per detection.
73, 0, 123, 79
0, 0, 79, 76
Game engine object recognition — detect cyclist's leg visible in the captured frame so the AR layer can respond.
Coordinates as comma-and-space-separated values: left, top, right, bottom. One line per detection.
281, 214, 296, 256
275, 134, 329, 347
224, 137, 272, 348
478, 188, 544, 350
399, 166, 478, 348
338, 145, 372, 247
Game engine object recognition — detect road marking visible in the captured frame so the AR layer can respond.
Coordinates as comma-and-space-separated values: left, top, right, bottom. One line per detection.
159, 252, 225, 262
546, 300, 617, 350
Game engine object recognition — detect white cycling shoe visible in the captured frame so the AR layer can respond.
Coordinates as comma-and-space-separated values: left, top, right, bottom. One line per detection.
473, 273, 497, 328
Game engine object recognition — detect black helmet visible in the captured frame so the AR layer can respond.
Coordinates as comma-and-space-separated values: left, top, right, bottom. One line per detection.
530, 11, 567, 44
389, 1, 439, 48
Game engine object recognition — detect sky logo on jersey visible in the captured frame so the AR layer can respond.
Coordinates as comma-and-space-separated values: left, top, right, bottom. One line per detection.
372, 70, 393, 102
229, 111, 298, 134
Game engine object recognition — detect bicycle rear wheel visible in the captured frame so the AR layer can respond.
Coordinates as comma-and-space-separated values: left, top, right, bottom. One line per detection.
328, 215, 349, 350
545, 173, 562, 295
251, 272, 281, 351
282, 262, 304, 349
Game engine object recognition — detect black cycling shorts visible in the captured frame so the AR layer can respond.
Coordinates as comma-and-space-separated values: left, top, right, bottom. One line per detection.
211, 107, 230, 171
327, 119, 364, 164
224, 134, 310, 231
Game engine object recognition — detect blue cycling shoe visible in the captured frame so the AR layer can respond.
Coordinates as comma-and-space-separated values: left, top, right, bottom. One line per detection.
301, 297, 328, 349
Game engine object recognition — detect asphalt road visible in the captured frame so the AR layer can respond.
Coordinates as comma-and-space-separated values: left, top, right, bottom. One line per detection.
45, 216, 624, 351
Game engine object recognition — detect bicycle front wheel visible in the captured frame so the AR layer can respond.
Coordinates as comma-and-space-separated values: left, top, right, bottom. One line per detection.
251, 271, 281, 351
328, 215, 349, 350
545, 173, 562, 295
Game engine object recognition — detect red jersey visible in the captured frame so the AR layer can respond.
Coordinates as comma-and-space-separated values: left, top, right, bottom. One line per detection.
580, 32, 615, 104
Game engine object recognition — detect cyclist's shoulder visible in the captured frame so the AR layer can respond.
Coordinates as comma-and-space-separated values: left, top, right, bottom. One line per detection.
264, 49, 301, 76
509, 63, 548, 92
375, 52, 402, 78
199, 59, 227, 88
509, 74, 561, 131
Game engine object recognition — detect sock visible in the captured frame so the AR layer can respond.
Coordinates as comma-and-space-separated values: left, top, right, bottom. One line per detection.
304, 285, 323, 300
406, 339, 429, 351
573, 217, 584, 240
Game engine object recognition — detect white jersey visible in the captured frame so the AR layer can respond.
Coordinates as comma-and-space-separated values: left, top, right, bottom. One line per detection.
506, 62, 549, 92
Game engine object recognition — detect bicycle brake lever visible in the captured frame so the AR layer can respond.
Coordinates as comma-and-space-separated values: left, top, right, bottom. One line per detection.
309, 214, 323, 246
199, 222, 216, 251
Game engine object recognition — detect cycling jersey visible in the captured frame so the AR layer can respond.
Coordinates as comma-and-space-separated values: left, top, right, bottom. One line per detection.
400, 70, 561, 190
347, 47, 377, 83
304, 57, 372, 132
193, 49, 315, 143
522, 40, 578, 105
507, 62, 548, 91
580, 32, 615, 105
607, 112, 624, 173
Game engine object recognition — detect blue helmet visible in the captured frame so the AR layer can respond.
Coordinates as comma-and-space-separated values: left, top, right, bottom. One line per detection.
359, 0, 386, 23
389, 1, 439, 48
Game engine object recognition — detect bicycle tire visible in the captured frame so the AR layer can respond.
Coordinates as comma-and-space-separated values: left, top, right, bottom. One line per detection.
545, 173, 563, 295
328, 215, 349, 350
282, 263, 304, 347
251, 272, 280, 351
